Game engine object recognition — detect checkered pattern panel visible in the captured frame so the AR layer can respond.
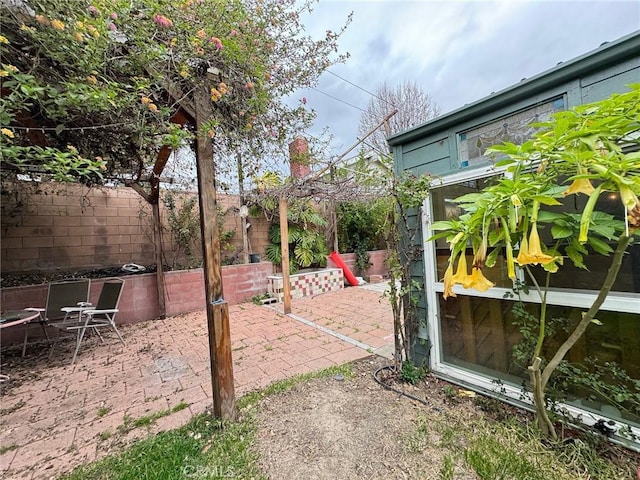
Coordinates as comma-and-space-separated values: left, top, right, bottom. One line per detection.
267, 268, 344, 302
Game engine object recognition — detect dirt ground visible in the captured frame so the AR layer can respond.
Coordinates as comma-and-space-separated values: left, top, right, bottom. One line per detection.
254, 356, 477, 480
254, 355, 638, 480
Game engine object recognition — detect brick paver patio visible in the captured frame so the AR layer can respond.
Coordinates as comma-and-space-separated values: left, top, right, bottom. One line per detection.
0, 283, 394, 479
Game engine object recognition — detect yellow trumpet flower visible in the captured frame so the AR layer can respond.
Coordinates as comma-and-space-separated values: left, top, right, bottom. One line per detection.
510, 194, 523, 207
443, 264, 456, 299
618, 183, 639, 209
499, 217, 517, 280
473, 236, 487, 269
563, 167, 595, 196
468, 267, 494, 292
450, 231, 464, 249
579, 185, 602, 244
443, 252, 496, 298
516, 224, 556, 266
451, 253, 473, 288
506, 242, 516, 280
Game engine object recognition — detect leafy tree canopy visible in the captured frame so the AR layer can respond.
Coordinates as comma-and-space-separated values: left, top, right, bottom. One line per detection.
0, 0, 351, 183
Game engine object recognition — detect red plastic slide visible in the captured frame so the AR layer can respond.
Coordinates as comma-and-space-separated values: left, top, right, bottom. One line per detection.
329, 250, 359, 286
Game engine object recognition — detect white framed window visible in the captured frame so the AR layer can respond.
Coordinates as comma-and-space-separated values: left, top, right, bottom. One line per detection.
422, 167, 640, 445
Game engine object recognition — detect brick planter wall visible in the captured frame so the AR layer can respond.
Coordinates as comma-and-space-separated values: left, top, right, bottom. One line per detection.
0, 262, 273, 346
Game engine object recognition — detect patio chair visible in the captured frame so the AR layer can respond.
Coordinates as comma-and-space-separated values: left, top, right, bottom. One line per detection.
49, 278, 125, 364
23, 278, 91, 356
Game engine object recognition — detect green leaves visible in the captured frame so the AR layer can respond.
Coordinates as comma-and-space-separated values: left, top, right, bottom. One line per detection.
427, 86, 639, 285
396, 172, 433, 209
550, 224, 573, 239
1, 0, 352, 185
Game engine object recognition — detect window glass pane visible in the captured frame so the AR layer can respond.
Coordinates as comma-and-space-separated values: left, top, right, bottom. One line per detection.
458, 97, 564, 168
431, 177, 512, 288
532, 189, 637, 293
438, 295, 528, 382
438, 295, 640, 426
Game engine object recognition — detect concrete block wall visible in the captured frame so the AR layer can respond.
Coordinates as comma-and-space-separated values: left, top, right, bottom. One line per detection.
244, 213, 272, 262
0, 182, 273, 274
0, 182, 386, 280
1, 183, 154, 273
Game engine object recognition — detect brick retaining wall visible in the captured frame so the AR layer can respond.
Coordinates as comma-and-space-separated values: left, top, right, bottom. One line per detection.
0, 262, 274, 345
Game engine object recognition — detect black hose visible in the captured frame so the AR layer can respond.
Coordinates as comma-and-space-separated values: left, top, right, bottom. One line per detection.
373, 365, 442, 413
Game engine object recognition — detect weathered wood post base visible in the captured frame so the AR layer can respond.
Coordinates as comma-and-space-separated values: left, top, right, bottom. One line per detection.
207, 301, 235, 420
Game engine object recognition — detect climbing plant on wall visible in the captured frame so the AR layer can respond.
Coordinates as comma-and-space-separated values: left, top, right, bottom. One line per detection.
385, 171, 434, 369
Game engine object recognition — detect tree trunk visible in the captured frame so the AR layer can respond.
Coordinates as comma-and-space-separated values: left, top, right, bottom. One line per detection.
528, 235, 630, 439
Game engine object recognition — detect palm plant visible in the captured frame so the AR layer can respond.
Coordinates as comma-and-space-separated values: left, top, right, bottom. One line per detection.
264, 202, 329, 274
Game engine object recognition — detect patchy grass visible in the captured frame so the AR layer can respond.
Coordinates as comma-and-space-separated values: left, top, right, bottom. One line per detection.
117, 402, 189, 434
0, 443, 18, 455
57, 361, 634, 480
238, 363, 353, 409
62, 414, 258, 480
60, 365, 352, 480
96, 406, 110, 418
403, 415, 431, 453
405, 409, 636, 480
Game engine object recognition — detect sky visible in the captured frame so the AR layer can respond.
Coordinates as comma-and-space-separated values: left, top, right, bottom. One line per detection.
293, 0, 640, 158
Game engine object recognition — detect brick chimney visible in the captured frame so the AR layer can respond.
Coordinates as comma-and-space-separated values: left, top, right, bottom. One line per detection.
288, 136, 311, 179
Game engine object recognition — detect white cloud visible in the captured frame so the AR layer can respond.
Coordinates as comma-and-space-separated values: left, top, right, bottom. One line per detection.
293, 0, 640, 157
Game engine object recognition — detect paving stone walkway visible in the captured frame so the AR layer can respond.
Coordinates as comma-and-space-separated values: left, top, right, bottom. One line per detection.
0, 283, 394, 479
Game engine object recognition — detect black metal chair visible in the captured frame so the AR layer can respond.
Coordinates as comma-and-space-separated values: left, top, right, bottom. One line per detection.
24, 278, 91, 355
49, 278, 125, 364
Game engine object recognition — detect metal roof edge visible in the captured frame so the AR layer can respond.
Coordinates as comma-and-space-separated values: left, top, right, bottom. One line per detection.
388, 30, 640, 147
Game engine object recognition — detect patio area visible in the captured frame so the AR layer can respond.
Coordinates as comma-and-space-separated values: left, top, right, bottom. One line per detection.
0, 283, 394, 480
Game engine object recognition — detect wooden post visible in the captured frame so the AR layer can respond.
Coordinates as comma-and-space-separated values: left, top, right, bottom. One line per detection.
279, 197, 292, 314
194, 86, 236, 420
330, 166, 339, 252
127, 179, 166, 318
150, 176, 166, 318
237, 153, 250, 264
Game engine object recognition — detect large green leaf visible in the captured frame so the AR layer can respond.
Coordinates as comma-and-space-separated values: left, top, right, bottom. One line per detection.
264, 243, 283, 265
550, 224, 573, 239
587, 236, 613, 255
429, 220, 457, 231
565, 245, 587, 270
294, 244, 314, 268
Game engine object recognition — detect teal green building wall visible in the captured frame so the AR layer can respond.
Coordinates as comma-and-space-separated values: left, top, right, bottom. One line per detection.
389, 31, 640, 366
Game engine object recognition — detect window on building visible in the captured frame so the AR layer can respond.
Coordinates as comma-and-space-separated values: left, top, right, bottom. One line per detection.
424, 170, 640, 432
